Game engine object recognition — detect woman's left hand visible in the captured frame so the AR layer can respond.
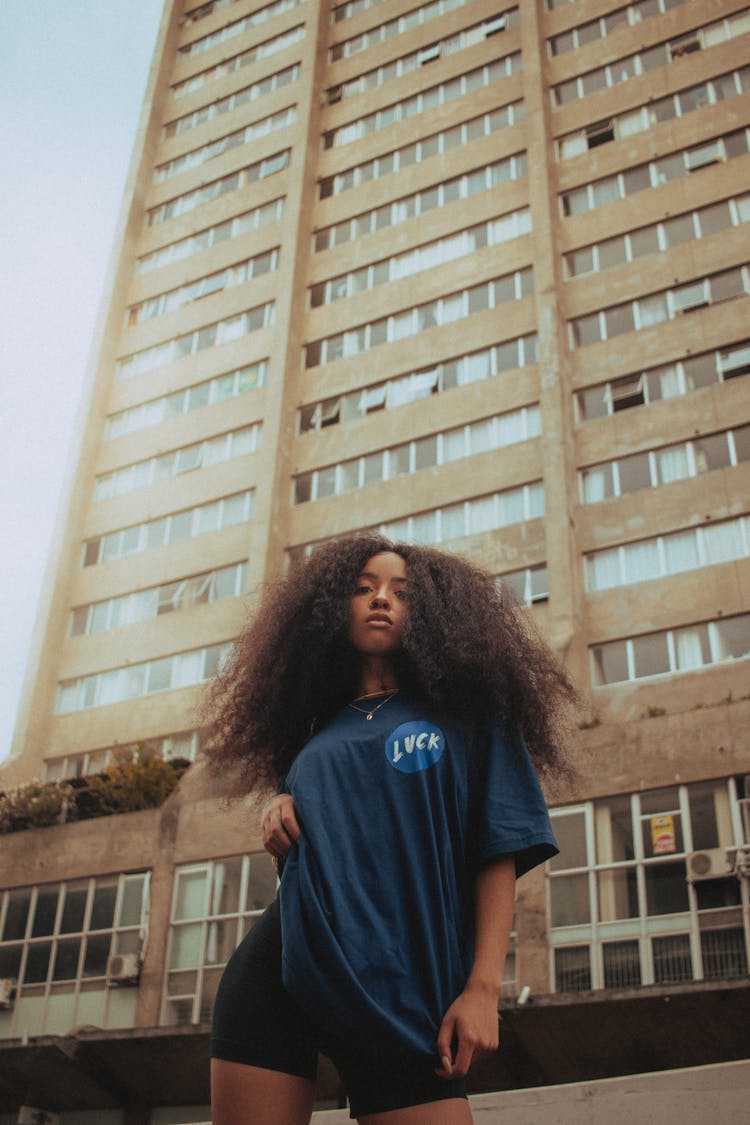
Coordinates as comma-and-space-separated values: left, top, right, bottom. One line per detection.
434, 983, 500, 1078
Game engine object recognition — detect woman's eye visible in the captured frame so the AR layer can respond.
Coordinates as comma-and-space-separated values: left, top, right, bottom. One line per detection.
395, 590, 409, 600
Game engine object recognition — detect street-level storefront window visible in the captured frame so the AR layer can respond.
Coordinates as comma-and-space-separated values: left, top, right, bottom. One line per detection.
549, 778, 749, 991
0, 872, 148, 1039
162, 853, 277, 1025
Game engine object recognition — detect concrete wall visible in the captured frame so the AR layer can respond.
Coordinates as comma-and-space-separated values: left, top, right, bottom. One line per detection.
310, 1059, 750, 1125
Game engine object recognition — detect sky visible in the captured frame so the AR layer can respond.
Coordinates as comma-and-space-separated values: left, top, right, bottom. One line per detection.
0, 1, 164, 765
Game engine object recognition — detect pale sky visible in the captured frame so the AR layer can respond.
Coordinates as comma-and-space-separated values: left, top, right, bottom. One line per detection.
0, 1, 164, 764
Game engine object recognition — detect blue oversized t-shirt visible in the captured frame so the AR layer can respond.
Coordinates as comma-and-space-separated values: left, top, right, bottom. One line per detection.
279, 694, 557, 1057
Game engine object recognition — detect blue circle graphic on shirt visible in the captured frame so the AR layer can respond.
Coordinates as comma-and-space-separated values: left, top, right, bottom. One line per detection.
385, 722, 445, 773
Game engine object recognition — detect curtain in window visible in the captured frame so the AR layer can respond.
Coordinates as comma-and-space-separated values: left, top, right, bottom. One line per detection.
587, 550, 621, 590
701, 520, 744, 564
623, 540, 661, 582
582, 467, 607, 502
675, 628, 706, 670
656, 367, 682, 398
657, 446, 689, 483
663, 530, 699, 572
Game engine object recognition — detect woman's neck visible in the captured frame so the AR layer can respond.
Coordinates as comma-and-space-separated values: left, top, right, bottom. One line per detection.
356, 657, 399, 698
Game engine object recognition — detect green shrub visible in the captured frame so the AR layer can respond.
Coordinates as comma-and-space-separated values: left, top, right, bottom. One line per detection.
0, 779, 75, 834
0, 749, 190, 834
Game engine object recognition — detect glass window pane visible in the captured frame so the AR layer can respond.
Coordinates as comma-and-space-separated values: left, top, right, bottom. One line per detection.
549, 812, 587, 870
90, 882, 117, 930
555, 946, 591, 991
595, 795, 634, 863
3, 890, 32, 941
60, 884, 88, 933
603, 940, 641, 988
652, 932, 692, 981
631, 632, 670, 678
248, 854, 278, 912
598, 867, 639, 921
618, 452, 652, 493
170, 923, 204, 969
175, 870, 208, 921
592, 640, 628, 684
83, 932, 112, 977
211, 859, 243, 916
31, 888, 59, 937
0, 945, 23, 980
52, 937, 82, 981
24, 941, 53, 983
644, 863, 690, 916
713, 615, 750, 661
689, 781, 724, 851
119, 877, 145, 927
550, 874, 591, 926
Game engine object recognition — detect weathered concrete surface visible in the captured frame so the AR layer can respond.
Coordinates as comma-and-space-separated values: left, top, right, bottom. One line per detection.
311, 1059, 750, 1124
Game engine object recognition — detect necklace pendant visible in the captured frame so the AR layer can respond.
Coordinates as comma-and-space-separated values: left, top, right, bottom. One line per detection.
366, 713, 373, 720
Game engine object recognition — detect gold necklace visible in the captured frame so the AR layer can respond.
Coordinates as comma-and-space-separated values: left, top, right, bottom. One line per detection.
347, 689, 399, 721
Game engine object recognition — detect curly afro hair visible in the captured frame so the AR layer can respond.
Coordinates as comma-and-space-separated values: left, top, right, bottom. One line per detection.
204, 535, 577, 794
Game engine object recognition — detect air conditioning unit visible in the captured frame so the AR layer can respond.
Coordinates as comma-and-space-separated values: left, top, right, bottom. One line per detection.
686, 848, 731, 880
0, 978, 16, 1009
17, 1108, 60, 1125
106, 951, 141, 986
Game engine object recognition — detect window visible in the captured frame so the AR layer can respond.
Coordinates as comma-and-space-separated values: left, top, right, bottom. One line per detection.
56, 642, 234, 714
155, 108, 296, 182
164, 65, 300, 139
549, 779, 749, 992
70, 563, 247, 637
147, 152, 290, 227
95, 426, 260, 501
570, 269, 750, 350
294, 407, 540, 503
43, 732, 203, 781
300, 335, 536, 432
0, 874, 148, 1040
499, 565, 548, 606
590, 612, 750, 685
585, 516, 750, 591
558, 70, 750, 162
117, 306, 274, 381
163, 854, 276, 1025
82, 491, 253, 568
313, 153, 526, 251
579, 425, 749, 503
575, 341, 750, 421
306, 270, 534, 369
178, 2, 304, 61
105, 363, 266, 441
322, 55, 522, 149
330, 2, 517, 62
311, 210, 530, 307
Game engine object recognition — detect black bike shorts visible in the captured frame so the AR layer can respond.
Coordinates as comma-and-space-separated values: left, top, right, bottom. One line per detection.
210, 897, 467, 1119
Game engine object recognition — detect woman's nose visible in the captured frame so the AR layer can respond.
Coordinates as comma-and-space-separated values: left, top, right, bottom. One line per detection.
370, 589, 389, 606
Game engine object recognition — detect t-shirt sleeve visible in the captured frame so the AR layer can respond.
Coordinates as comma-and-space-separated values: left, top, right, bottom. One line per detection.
473, 724, 559, 878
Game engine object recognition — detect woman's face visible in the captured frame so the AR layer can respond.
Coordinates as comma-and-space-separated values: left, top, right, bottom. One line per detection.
347, 552, 409, 658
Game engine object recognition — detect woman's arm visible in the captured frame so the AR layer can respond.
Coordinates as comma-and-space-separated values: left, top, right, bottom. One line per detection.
261, 793, 301, 859
435, 854, 516, 1078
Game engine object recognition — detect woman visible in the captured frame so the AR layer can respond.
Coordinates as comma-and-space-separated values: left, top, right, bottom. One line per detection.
207, 535, 574, 1125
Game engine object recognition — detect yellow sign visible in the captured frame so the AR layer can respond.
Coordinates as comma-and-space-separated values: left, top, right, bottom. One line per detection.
651, 814, 676, 855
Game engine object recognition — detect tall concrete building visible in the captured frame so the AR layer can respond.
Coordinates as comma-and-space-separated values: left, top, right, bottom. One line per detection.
1, 0, 749, 1119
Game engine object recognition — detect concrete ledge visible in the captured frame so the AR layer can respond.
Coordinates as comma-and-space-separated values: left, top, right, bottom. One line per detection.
310, 1059, 750, 1123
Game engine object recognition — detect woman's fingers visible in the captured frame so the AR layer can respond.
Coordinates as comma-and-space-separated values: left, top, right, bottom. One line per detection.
261, 794, 301, 857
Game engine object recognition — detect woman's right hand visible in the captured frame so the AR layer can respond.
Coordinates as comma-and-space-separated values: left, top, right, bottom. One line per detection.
261, 793, 301, 860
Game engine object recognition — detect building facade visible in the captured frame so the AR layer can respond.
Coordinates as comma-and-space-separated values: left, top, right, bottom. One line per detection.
1, 0, 749, 1119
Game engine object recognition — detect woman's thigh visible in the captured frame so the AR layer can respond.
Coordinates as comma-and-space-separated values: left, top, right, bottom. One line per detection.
211, 1059, 315, 1125
358, 1097, 473, 1125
